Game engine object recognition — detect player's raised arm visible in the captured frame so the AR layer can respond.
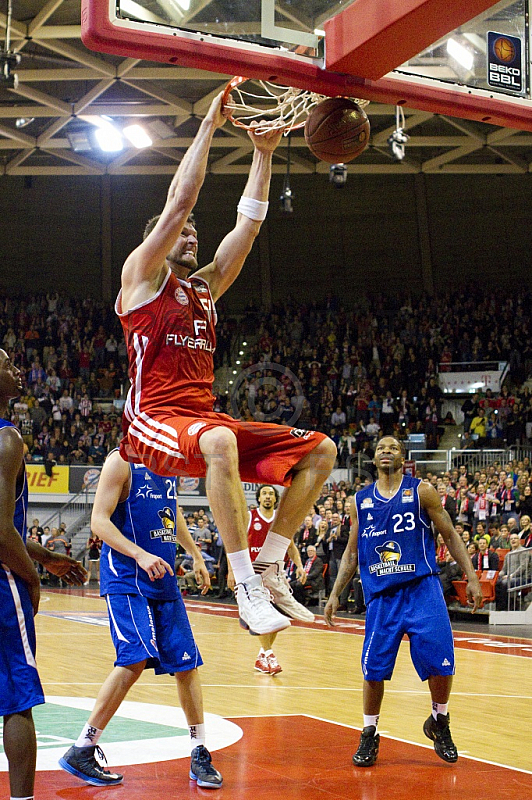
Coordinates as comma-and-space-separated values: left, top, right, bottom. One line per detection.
194, 126, 283, 302
92, 452, 173, 582
324, 508, 360, 627
120, 93, 228, 307
419, 481, 483, 612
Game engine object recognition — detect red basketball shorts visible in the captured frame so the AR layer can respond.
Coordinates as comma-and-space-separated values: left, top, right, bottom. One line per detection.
119, 409, 330, 485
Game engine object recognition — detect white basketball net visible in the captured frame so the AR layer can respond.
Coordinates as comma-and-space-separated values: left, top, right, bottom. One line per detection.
224, 79, 370, 134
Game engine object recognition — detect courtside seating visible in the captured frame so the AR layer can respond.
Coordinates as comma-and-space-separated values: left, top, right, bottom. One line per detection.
496, 548, 510, 570
452, 571, 482, 607
479, 569, 499, 605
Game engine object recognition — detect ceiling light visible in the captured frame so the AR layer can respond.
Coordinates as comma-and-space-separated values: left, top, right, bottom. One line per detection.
66, 131, 92, 152
95, 124, 123, 152
15, 117, 34, 128
123, 124, 152, 148
147, 119, 175, 139
446, 38, 474, 72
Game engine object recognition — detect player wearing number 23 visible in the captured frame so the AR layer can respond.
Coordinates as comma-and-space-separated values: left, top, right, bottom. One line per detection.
324, 436, 482, 767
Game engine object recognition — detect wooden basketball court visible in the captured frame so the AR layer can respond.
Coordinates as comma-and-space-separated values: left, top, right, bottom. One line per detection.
2, 587, 531, 798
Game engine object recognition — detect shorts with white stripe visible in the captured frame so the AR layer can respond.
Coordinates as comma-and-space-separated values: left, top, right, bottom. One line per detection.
0, 569, 45, 715
106, 593, 203, 674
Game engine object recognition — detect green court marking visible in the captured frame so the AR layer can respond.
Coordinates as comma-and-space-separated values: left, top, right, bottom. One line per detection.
0, 704, 187, 754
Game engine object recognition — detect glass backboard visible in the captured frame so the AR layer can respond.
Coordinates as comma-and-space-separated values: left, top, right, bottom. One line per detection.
81, 0, 532, 130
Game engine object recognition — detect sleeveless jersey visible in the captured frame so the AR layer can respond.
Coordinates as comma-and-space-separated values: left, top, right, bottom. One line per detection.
0, 419, 28, 545
116, 270, 217, 420
247, 508, 273, 562
100, 463, 180, 599
354, 475, 437, 604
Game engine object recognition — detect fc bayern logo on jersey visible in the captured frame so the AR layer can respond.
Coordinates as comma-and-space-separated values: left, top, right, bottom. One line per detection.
254, 522, 262, 531
175, 287, 189, 305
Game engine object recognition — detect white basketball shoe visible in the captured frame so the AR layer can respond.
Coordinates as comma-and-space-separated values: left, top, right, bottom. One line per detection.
235, 574, 291, 635
262, 561, 315, 623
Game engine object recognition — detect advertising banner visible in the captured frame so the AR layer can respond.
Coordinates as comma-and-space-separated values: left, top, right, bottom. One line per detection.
26, 465, 69, 494
69, 466, 102, 494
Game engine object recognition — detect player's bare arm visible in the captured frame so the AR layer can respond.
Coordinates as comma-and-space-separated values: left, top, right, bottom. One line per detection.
92, 451, 173, 582
419, 481, 483, 612
324, 510, 360, 627
194, 126, 283, 302
174, 507, 211, 594
120, 92, 229, 311
26, 539, 87, 586
0, 427, 41, 612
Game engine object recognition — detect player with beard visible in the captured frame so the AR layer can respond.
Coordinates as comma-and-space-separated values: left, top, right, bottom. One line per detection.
229, 485, 314, 675
116, 93, 337, 641
0, 349, 86, 800
325, 436, 482, 768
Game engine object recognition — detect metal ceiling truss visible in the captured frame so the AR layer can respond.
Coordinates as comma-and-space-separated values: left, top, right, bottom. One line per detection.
0, 1, 532, 176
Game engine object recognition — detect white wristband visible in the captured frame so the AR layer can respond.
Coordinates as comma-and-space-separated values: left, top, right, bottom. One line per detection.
237, 196, 269, 221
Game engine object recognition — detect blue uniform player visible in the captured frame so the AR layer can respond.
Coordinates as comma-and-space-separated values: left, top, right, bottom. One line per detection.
59, 449, 223, 789
325, 436, 482, 768
0, 349, 86, 800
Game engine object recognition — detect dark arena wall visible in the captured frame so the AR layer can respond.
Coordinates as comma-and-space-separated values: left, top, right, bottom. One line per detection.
0, 172, 530, 308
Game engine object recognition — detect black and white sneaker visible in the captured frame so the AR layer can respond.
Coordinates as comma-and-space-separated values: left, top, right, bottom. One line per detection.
189, 745, 223, 789
352, 726, 380, 767
59, 745, 123, 786
423, 713, 458, 763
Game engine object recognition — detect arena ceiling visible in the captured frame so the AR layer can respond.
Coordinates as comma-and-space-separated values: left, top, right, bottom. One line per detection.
1, 0, 532, 176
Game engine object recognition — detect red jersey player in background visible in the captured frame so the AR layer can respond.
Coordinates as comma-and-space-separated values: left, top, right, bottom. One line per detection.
229, 485, 313, 675
116, 92, 337, 640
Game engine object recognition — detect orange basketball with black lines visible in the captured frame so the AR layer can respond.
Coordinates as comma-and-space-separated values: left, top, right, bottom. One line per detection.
304, 97, 370, 164
494, 37, 515, 63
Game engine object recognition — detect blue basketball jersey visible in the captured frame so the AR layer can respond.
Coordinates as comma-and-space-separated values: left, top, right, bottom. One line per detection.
100, 463, 179, 599
354, 475, 438, 604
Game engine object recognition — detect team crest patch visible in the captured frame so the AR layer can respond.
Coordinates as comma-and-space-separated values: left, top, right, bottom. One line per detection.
361, 497, 374, 509
402, 488, 414, 503
254, 522, 262, 531
175, 287, 189, 305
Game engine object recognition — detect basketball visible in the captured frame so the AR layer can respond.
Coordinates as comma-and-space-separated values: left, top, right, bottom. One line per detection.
304, 97, 370, 163
493, 36, 515, 63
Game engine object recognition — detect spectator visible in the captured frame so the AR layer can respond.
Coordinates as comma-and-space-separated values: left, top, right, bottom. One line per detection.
472, 536, 498, 571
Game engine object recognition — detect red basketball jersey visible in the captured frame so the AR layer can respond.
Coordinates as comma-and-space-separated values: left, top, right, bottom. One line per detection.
247, 507, 274, 562
116, 271, 217, 420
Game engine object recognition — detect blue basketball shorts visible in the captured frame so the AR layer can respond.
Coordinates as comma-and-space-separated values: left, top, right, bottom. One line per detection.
0, 567, 45, 716
361, 575, 455, 682
105, 593, 203, 674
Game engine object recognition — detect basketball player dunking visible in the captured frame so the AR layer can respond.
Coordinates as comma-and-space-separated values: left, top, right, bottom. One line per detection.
116, 92, 337, 638
228, 485, 314, 675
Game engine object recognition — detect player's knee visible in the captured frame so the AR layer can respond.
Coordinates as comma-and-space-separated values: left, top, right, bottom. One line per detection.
200, 426, 238, 461
316, 436, 338, 463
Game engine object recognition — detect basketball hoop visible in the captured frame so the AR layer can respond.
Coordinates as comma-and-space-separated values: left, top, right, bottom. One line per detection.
222, 76, 369, 135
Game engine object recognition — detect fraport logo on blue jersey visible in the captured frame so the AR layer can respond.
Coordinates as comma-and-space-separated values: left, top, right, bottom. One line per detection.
402, 488, 414, 503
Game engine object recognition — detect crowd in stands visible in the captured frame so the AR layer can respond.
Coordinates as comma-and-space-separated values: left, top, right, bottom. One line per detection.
231, 288, 532, 455
3, 288, 532, 468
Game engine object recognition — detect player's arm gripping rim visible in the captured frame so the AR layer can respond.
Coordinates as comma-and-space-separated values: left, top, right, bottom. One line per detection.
194, 124, 283, 302
120, 92, 229, 307
418, 481, 483, 611
324, 508, 360, 627
0, 427, 41, 614
91, 451, 174, 583
174, 509, 211, 595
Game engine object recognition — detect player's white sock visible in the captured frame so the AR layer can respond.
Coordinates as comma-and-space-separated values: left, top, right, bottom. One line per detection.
227, 549, 255, 584
11, 796, 34, 799
190, 722, 206, 752
432, 702, 448, 720
264, 649, 273, 657
253, 532, 289, 573
258, 647, 265, 656
75, 723, 103, 748
363, 714, 379, 731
